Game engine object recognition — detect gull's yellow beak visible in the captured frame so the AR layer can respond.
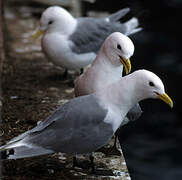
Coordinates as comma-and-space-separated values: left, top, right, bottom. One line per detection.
120, 56, 131, 75
157, 93, 173, 108
32, 29, 45, 39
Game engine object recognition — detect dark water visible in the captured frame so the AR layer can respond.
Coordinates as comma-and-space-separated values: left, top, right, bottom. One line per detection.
84, 0, 182, 179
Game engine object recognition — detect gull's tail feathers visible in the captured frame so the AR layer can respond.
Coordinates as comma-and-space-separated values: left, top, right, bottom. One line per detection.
0, 136, 53, 160
108, 8, 130, 22
123, 17, 142, 36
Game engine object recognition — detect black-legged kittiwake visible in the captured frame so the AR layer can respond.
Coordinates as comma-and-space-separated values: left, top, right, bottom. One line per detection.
0, 70, 173, 171
74, 32, 142, 156
75, 31, 143, 126
33, 6, 142, 75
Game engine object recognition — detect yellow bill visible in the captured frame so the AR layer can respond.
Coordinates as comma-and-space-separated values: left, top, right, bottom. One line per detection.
157, 93, 173, 108
32, 29, 45, 39
120, 56, 131, 75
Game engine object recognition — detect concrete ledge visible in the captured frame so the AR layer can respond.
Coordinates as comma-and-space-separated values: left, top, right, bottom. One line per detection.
0, 0, 4, 176
0, 0, 4, 120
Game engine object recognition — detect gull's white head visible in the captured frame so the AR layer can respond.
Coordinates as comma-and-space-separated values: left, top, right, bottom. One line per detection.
101, 32, 134, 74
130, 70, 173, 108
33, 6, 76, 37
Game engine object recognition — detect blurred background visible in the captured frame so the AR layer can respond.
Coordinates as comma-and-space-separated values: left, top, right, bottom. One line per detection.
1, 0, 182, 179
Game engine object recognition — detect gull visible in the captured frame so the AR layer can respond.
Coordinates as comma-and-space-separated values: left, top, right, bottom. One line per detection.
0, 70, 173, 172
75, 32, 134, 97
74, 32, 142, 156
33, 6, 142, 75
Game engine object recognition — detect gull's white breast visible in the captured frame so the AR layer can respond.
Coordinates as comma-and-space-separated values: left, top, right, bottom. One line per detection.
42, 33, 96, 70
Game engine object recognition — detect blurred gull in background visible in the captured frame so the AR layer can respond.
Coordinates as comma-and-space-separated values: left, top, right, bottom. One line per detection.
33, 6, 142, 76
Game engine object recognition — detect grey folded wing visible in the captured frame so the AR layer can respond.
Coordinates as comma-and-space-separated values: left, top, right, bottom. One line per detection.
126, 103, 143, 122
69, 8, 133, 55
20, 94, 112, 154
108, 8, 130, 22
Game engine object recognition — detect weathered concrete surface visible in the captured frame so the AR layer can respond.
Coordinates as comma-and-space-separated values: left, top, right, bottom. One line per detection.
0, 0, 3, 118
0, 0, 4, 178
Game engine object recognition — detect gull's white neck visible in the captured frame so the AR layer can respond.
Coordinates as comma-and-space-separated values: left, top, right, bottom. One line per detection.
92, 51, 123, 84
95, 73, 141, 132
98, 77, 135, 110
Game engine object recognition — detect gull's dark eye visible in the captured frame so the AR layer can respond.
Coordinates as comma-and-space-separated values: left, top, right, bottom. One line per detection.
149, 81, 154, 86
48, 20, 53, 25
117, 44, 121, 50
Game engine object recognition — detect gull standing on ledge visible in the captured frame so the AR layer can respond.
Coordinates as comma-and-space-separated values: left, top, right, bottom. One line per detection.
33, 6, 142, 75
75, 32, 142, 125
0, 70, 173, 172
75, 32, 142, 156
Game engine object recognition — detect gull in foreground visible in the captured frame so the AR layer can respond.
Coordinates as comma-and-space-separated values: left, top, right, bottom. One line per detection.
33, 6, 142, 75
0, 70, 173, 171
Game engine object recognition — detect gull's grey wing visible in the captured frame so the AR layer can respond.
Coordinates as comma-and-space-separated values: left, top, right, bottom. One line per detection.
23, 95, 112, 154
69, 8, 141, 54
1, 95, 113, 159
6, 101, 70, 146
69, 17, 120, 54
108, 8, 130, 22
126, 103, 143, 122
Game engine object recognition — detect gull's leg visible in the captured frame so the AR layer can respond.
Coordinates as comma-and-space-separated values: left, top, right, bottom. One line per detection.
89, 152, 95, 173
102, 130, 121, 156
108, 129, 121, 156
80, 68, 84, 75
72, 155, 78, 167
113, 134, 118, 149
73, 153, 95, 172
63, 69, 68, 78
107, 117, 130, 154
112, 128, 119, 149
